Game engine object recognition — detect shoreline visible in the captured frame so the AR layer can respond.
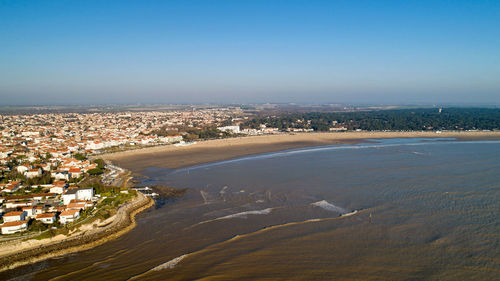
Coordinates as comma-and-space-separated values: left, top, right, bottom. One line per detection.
0, 189, 154, 272
101, 131, 500, 173
2, 131, 498, 273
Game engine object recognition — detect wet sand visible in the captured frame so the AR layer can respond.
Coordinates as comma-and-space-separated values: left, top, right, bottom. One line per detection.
102, 131, 500, 173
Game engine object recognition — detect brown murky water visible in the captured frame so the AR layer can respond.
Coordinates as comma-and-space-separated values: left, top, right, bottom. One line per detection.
3, 139, 500, 280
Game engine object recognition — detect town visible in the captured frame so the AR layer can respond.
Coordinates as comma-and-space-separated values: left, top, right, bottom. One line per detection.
0, 106, 286, 237
2, 106, 499, 236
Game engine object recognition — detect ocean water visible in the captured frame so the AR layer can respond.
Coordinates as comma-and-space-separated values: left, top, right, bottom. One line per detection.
3, 138, 500, 280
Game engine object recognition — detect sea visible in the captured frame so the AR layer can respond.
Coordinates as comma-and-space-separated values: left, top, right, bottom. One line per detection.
3, 138, 500, 280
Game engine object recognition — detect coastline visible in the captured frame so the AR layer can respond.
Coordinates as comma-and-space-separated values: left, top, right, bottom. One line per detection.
2, 131, 498, 273
0, 189, 154, 272
101, 131, 500, 173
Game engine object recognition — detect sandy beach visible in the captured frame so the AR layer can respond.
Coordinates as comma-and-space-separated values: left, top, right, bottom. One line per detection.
102, 131, 500, 173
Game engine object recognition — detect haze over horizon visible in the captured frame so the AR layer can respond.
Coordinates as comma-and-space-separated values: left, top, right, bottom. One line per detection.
1, 0, 499, 106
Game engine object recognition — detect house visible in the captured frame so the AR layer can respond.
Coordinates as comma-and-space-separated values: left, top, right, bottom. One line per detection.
2, 181, 21, 193
26, 168, 42, 179
35, 213, 57, 224
50, 181, 67, 194
3, 211, 26, 222
34, 205, 44, 215
62, 188, 94, 205
59, 209, 80, 224
51, 171, 70, 181
217, 126, 240, 134
68, 168, 81, 178
62, 190, 77, 205
22, 206, 36, 218
76, 188, 94, 201
38, 163, 51, 171
16, 164, 30, 174
4, 200, 30, 209
1, 221, 28, 234
67, 202, 86, 210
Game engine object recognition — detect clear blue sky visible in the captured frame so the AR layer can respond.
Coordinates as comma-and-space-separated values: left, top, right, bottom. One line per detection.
1, 0, 499, 105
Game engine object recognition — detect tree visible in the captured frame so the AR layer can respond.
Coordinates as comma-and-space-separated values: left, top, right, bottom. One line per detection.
94, 159, 105, 169
87, 168, 104, 175
73, 153, 87, 161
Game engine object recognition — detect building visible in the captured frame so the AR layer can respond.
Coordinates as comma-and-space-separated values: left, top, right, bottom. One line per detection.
62, 188, 94, 205
26, 168, 42, 179
1, 221, 28, 234
36, 213, 57, 224
59, 209, 80, 224
69, 168, 82, 178
50, 181, 67, 194
3, 211, 27, 222
217, 126, 240, 134
22, 206, 36, 218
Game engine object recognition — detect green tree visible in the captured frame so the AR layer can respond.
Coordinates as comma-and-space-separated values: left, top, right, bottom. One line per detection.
94, 159, 105, 169
73, 153, 87, 161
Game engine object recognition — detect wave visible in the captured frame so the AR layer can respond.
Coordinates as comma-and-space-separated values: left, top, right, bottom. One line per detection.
151, 254, 189, 271
127, 254, 189, 280
218, 208, 273, 219
311, 200, 347, 214
134, 212, 362, 279
196, 208, 274, 226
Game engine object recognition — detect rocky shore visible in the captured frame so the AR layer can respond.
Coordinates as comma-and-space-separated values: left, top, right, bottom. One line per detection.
0, 191, 154, 272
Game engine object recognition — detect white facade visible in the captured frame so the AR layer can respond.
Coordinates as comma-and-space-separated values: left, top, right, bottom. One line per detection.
26, 169, 42, 179
76, 188, 94, 201
62, 193, 77, 205
17, 165, 29, 174
36, 213, 57, 224
50, 186, 66, 194
3, 212, 26, 222
217, 126, 240, 134
1, 221, 28, 234
62, 188, 93, 205
22, 207, 36, 218
60, 210, 80, 224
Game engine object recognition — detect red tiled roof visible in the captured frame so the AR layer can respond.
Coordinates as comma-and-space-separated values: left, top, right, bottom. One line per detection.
1, 221, 28, 227
36, 213, 56, 219
4, 211, 24, 217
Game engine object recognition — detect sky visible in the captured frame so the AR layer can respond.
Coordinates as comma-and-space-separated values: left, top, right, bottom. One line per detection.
0, 0, 499, 106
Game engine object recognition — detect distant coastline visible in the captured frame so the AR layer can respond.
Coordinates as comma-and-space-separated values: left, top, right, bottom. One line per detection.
101, 131, 500, 173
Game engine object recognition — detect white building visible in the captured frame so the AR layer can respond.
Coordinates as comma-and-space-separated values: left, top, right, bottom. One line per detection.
3, 211, 26, 222
1, 221, 28, 234
50, 185, 66, 194
26, 168, 42, 179
158, 136, 183, 143
22, 207, 36, 218
59, 209, 80, 224
16, 165, 30, 174
36, 213, 57, 224
217, 126, 240, 134
62, 188, 94, 205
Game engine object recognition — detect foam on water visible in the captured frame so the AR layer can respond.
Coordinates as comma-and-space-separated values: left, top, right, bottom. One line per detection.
312, 200, 347, 214
152, 254, 189, 271
195, 208, 274, 226
218, 208, 273, 219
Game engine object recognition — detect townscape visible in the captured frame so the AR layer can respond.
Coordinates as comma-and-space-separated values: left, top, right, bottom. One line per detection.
0, 106, 289, 237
